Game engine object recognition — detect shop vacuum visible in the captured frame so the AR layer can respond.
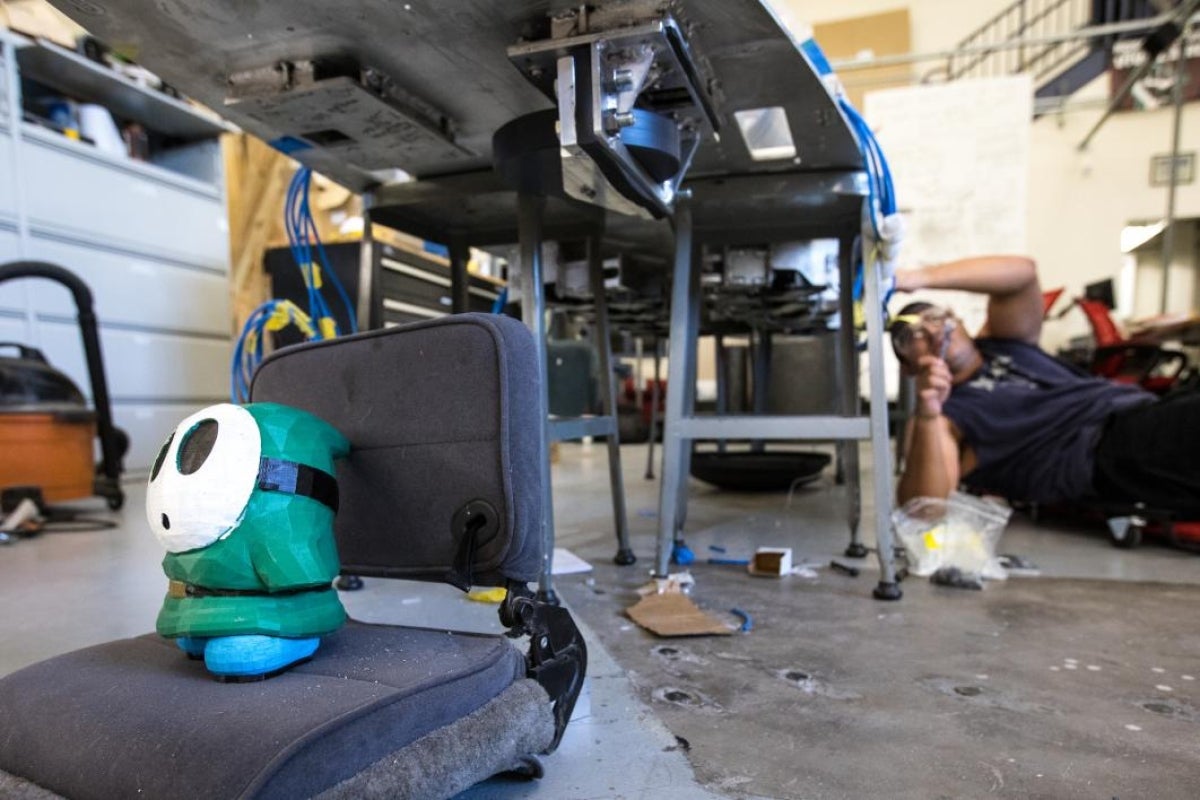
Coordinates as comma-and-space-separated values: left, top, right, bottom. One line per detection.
0, 262, 125, 531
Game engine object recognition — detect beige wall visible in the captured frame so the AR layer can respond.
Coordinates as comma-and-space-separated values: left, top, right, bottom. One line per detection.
774, 2, 1200, 351
1029, 97, 1200, 348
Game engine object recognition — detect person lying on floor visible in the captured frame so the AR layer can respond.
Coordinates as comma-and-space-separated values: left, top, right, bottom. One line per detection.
890, 254, 1200, 516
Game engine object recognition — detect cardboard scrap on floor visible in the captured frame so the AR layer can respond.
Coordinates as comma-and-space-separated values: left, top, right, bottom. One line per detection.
626, 592, 733, 637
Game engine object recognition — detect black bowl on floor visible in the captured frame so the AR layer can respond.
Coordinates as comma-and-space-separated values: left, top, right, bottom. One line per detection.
689, 451, 831, 492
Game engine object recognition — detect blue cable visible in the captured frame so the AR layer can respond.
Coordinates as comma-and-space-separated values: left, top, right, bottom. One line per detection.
284, 170, 320, 331
231, 300, 278, 402
837, 96, 898, 307
491, 286, 508, 315
287, 167, 359, 336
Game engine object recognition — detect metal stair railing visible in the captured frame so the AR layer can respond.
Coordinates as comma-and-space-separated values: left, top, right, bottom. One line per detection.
948, 0, 1093, 81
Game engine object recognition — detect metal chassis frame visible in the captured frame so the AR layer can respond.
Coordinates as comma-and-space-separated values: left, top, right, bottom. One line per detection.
654, 195, 901, 599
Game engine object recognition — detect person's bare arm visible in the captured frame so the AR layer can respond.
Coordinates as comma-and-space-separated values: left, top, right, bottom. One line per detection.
896, 355, 962, 504
894, 255, 1042, 344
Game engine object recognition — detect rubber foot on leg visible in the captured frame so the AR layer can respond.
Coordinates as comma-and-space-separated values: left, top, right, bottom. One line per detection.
844, 542, 869, 559
614, 548, 637, 566
873, 581, 903, 601
336, 574, 364, 591
671, 541, 695, 566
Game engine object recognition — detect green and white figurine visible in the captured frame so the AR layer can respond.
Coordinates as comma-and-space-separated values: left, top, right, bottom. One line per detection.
146, 402, 350, 680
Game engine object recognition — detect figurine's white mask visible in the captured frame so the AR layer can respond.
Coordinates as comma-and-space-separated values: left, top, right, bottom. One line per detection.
145, 404, 262, 554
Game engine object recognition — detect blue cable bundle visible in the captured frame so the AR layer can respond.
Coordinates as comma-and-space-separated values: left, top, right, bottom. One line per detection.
230, 299, 314, 403
284, 166, 359, 340
838, 98, 896, 237
490, 286, 508, 315
230, 166, 363, 402
838, 97, 898, 308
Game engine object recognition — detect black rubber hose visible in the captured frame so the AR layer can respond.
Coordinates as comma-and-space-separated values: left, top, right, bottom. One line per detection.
0, 261, 122, 487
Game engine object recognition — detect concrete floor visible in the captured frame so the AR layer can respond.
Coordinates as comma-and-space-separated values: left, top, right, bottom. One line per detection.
1, 442, 1197, 799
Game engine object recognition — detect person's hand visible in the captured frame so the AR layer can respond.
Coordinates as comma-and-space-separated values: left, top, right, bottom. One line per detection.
914, 354, 951, 418
892, 268, 923, 294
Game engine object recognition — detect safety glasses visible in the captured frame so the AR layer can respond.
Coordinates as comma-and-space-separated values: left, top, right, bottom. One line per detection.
890, 306, 957, 363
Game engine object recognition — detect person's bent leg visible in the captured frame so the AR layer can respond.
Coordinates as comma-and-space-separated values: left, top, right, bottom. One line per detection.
1093, 392, 1200, 517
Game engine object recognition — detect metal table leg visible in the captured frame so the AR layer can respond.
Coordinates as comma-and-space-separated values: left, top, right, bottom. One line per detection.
715, 334, 727, 454
674, 243, 703, 539
861, 244, 900, 599
588, 236, 636, 566
645, 338, 660, 480
634, 337, 645, 412
448, 234, 470, 314
837, 235, 866, 559
655, 196, 696, 576
336, 204, 381, 593
355, 205, 380, 331
517, 193, 558, 604
750, 328, 771, 453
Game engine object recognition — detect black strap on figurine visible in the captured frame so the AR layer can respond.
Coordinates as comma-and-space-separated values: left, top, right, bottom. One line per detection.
168, 580, 329, 599
257, 457, 340, 512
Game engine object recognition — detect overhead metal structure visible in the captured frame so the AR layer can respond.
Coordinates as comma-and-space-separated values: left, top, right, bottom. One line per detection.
49, 0, 901, 598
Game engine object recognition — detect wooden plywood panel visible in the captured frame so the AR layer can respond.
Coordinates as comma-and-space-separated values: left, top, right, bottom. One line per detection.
814, 8, 912, 109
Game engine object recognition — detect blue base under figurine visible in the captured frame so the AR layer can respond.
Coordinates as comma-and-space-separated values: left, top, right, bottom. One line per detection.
175, 635, 321, 680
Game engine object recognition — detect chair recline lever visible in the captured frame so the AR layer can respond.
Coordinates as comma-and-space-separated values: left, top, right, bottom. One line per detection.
500, 583, 588, 752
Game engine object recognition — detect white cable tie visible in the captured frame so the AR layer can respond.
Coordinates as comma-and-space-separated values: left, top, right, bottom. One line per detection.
879, 213, 906, 262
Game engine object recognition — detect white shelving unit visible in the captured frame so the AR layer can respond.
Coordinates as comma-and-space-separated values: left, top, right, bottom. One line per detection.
0, 31, 234, 475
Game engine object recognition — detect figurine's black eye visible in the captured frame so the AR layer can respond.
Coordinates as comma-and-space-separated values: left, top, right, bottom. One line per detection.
150, 433, 174, 482
177, 419, 219, 475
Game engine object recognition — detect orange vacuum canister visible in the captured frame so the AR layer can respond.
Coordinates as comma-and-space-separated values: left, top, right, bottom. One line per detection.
0, 343, 96, 503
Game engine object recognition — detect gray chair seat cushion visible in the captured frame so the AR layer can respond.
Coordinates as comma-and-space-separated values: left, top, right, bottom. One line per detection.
0, 621, 526, 800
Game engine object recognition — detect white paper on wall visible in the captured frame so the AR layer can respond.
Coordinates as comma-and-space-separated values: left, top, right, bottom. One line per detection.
862, 76, 1033, 396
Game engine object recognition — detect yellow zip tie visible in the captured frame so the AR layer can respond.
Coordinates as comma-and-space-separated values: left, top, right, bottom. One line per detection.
318, 317, 337, 340
311, 264, 323, 290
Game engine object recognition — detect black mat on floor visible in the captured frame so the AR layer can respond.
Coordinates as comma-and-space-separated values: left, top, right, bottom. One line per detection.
558, 560, 1200, 800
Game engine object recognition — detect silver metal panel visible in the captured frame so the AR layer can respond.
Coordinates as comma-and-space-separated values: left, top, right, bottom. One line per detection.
48, 0, 861, 191
23, 236, 231, 337
227, 75, 469, 171
21, 128, 228, 270
548, 415, 617, 441
35, 321, 230, 403
0, 128, 16, 219
0, 229, 22, 314
674, 415, 871, 440
0, 313, 27, 344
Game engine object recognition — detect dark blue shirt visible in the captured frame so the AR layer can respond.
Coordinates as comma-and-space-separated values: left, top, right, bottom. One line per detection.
943, 338, 1154, 503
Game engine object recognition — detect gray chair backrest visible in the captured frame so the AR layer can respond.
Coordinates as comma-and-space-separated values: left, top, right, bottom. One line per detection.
251, 313, 542, 587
